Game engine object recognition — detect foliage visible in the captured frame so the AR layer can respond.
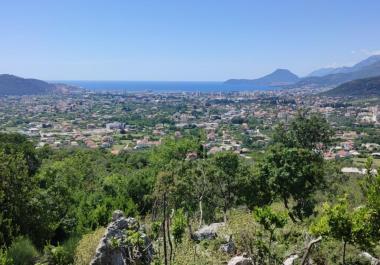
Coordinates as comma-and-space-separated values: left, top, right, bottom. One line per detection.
254, 207, 287, 235
172, 209, 187, 244
273, 111, 334, 150
258, 145, 325, 221
254, 207, 287, 264
0, 249, 13, 265
311, 197, 374, 264
6, 237, 39, 265
39, 244, 72, 265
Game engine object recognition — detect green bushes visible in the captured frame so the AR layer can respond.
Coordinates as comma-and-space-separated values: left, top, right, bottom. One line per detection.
0, 249, 13, 265
7, 237, 38, 265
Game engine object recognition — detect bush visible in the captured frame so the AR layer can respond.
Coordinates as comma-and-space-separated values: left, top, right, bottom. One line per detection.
7, 237, 39, 265
40, 241, 79, 265
74, 228, 105, 265
0, 249, 13, 265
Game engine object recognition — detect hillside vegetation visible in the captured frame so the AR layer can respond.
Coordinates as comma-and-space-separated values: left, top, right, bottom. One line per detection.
322, 76, 380, 97
1, 113, 380, 264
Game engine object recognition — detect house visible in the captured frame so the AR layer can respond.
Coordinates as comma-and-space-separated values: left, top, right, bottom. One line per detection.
106, 122, 124, 130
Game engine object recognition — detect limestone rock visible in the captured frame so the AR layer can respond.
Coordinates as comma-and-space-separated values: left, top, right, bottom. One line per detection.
90, 210, 153, 265
227, 255, 253, 265
219, 241, 235, 254
193, 222, 225, 241
219, 235, 235, 254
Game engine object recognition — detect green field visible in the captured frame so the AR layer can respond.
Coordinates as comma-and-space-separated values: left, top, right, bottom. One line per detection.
353, 157, 380, 168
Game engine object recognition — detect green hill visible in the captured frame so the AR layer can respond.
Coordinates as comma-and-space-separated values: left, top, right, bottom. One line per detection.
0, 74, 81, 95
322, 75, 380, 97
0, 74, 55, 95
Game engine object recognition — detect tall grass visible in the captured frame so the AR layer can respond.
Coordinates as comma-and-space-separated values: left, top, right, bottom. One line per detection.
7, 237, 39, 265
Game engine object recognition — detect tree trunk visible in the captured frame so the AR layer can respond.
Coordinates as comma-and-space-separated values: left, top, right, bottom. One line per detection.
167, 213, 173, 263
199, 197, 203, 228
187, 213, 193, 240
343, 241, 347, 265
283, 196, 297, 223
223, 199, 228, 223
269, 231, 274, 265
163, 193, 168, 265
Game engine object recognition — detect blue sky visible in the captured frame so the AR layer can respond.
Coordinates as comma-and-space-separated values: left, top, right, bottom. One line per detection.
0, 0, 379, 81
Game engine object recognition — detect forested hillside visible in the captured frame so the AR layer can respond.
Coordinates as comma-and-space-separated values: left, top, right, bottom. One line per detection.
322, 76, 380, 97
1, 113, 380, 265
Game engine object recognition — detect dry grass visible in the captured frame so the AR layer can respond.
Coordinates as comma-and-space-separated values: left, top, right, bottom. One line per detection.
74, 227, 105, 265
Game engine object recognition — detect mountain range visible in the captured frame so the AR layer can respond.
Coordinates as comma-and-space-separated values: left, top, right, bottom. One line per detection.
225, 55, 380, 89
0, 74, 80, 95
308, 55, 380, 77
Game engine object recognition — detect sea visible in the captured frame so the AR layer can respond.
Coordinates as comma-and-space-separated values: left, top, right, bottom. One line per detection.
57, 81, 277, 93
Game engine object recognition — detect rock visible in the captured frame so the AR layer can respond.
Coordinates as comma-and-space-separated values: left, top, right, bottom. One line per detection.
283, 254, 299, 265
90, 210, 154, 265
219, 235, 235, 254
193, 222, 225, 241
219, 241, 235, 254
227, 255, 253, 265
360, 252, 380, 265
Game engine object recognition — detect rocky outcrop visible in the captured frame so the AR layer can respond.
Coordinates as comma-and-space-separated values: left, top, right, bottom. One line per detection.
193, 222, 225, 241
90, 210, 153, 265
227, 255, 253, 265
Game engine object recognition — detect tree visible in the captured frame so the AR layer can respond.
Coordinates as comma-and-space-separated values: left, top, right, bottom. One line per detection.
178, 159, 215, 227
0, 133, 40, 175
258, 145, 325, 222
210, 152, 241, 222
254, 206, 287, 264
273, 111, 334, 151
310, 197, 373, 265
0, 151, 37, 246
171, 209, 186, 245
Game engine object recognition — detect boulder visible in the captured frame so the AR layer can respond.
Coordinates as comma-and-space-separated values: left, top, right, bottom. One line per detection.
90, 210, 154, 265
219, 235, 235, 254
193, 222, 225, 241
227, 255, 253, 265
219, 241, 235, 254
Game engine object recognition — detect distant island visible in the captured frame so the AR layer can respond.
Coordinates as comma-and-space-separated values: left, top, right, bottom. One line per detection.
0, 74, 81, 95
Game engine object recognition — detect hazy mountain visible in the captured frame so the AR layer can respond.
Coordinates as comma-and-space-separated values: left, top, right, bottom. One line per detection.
307, 67, 352, 77
321, 75, 380, 97
225, 69, 299, 87
308, 55, 380, 77
0, 74, 80, 95
296, 59, 380, 87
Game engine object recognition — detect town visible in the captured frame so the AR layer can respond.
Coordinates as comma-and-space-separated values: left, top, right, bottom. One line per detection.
1, 88, 380, 173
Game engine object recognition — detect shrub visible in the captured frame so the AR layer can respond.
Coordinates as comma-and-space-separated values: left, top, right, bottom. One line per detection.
74, 227, 105, 265
7, 237, 39, 265
0, 249, 13, 265
172, 209, 187, 244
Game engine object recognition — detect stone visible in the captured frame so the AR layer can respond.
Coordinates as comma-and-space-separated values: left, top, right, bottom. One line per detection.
90, 210, 153, 265
219, 235, 235, 254
219, 241, 235, 254
227, 255, 253, 265
193, 222, 225, 241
